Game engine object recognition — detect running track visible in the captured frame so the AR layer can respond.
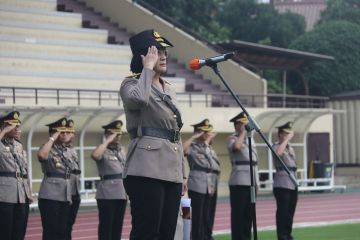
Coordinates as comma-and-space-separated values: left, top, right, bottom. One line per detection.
25, 192, 360, 239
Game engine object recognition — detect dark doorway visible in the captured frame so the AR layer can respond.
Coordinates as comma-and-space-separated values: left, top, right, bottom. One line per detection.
307, 133, 330, 164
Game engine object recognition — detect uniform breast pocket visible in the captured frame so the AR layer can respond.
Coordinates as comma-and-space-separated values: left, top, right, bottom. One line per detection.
137, 139, 162, 151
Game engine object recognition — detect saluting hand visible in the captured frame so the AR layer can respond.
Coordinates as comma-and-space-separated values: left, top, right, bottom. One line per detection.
192, 131, 204, 139
0, 124, 16, 139
1, 124, 16, 134
51, 131, 60, 141
105, 133, 117, 144
141, 46, 158, 70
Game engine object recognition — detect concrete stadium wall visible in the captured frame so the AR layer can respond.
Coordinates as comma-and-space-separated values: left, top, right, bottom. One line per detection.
330, 99, 360, 165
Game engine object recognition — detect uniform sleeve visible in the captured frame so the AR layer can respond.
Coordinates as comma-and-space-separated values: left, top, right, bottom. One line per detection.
227, 136, 236, 152
186, 145, 195, 167
120, 68, 155, 109
37, 144, 49, 162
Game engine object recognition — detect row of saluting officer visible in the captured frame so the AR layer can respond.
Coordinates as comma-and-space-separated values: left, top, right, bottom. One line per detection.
0, 112, 297, 240
0, 28, 298, 240
0, 111, 128, 240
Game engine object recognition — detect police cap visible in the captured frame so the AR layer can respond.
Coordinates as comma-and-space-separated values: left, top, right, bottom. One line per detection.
191, 119, 213, 132
129, 29, 173, 55
102, 120, 123, 134
0, 111, 21, 126
229, 112, 248, 124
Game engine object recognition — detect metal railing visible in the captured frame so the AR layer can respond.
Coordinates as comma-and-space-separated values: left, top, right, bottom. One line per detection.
0, 86, 329, 108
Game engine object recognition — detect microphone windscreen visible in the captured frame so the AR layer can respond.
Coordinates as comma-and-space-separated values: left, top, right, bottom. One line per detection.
189, 58, 201, 70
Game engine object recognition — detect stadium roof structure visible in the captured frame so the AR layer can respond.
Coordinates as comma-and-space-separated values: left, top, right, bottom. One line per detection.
216, 40, 334, 72
216, 40, 334, 95
331, 90, 360, 101
253, 108, 344, 191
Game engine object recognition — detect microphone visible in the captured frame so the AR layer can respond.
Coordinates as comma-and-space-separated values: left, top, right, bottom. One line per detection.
189, 52, 235, 70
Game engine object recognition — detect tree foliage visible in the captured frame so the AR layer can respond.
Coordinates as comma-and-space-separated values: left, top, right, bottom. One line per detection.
139, 0, 230, 41
318, 0, 360, 26
140, 0, 305, 46
289, 21, 360, 96
218, 0, 306, 47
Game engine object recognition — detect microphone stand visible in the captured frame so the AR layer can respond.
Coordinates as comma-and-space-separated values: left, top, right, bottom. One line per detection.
207, 62, 298, 240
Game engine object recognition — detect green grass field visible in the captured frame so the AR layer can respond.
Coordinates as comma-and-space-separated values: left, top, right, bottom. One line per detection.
214, 223, 360, 240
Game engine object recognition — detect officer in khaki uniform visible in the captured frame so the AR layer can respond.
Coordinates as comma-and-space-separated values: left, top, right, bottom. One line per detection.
65, 119, 81, 240
91, 120, 127, 240
227, 112, 259, 240
37, 117, 79, 240
183, 119, 220, 240
272, 122, 298, 240
120, 29, 185, 239
0, 111, 32, 240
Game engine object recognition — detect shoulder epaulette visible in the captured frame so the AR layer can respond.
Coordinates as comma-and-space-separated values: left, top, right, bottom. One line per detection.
125, 73, 141, 78
163, 79, 172, 85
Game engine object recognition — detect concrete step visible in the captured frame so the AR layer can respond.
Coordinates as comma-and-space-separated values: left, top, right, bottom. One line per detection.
0, 6, 82, 27
0, 0, 57, 11
57, 0, 131, 45
0, 57, 129, 79
0, 20, 108, 43
0, 40, 132, 61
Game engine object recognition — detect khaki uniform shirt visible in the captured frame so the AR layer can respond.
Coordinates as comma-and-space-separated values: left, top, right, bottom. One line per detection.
227, 134, 259, 186
67, 146, 80, 196
272, 143, 297, 190
0, 139, 31, 203
38, 144, 74, 202
187, 140, 220, 194
120, 68, 184, 183
95, 144, 127, 200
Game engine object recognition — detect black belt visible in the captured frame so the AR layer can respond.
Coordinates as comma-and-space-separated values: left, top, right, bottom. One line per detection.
276, 166, 297, 171
100, 173, 123, 180
0, 171, 28, 179
233, 160, 257, 166
193, 166, 220, 175
72, 169, 81, 175
46, 171, 72, 179
129, 127, 180, 143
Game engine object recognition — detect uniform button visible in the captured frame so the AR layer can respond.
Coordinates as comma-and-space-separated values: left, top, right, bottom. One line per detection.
147, 145, 151, 150
173, 114, 177, 118
174, 147, 177, 151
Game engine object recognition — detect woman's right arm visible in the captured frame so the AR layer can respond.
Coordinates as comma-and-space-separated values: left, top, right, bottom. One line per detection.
275, 131, 294, 156
183, 132, 203, 155
91, 133, 117, 161
120, 46, 158, 109
37, 132, 59, 160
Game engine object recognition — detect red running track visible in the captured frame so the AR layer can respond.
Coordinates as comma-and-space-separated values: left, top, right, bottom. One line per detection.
25, 192, 360, 240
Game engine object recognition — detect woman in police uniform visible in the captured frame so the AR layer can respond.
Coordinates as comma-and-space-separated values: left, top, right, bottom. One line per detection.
37, 117, 78, 240
272, 121, 298, 240
183, 119, 220, 240
91, 120, 127, 240
120, 29, 186, 239
227, 112, 259, 240
0, 111, 32, 240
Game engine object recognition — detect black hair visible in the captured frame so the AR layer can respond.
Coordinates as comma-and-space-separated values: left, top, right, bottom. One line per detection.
130, 48, 148, 75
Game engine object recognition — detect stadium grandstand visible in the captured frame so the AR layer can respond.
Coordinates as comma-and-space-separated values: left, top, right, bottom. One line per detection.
0, 0, 347, 205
